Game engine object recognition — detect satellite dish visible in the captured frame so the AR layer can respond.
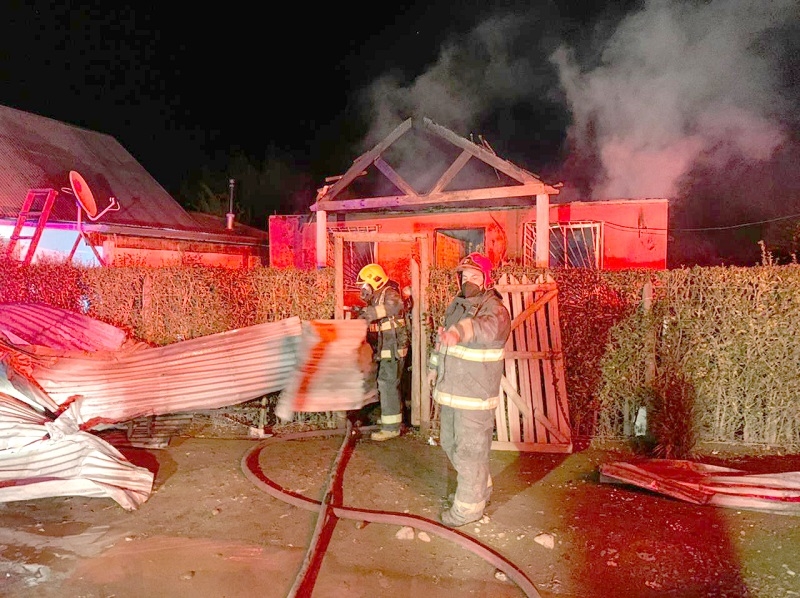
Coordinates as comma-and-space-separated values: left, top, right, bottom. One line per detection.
62, 170, 121, 266
64, 170, 120, 221
69, 170, 98, 218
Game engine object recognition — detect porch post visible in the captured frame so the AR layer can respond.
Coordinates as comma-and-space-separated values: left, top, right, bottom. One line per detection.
535, 193, 550, 268
315, 210, 327, 268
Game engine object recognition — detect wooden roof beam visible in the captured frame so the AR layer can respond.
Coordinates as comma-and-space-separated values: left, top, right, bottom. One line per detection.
428, 150, 472, 195
422, 117, 543, 184
373, 157, 419, 198
313, 182, 551, 212
314, 118, 413, 205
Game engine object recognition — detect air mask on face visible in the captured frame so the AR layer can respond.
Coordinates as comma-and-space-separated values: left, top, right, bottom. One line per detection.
461, 281, 482, 298
359, 284, 373, 302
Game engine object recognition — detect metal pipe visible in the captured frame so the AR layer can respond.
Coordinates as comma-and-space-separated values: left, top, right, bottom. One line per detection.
226, 179, 235, 229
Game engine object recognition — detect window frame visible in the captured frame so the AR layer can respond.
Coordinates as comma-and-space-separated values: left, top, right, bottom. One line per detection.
523, 221, 603, 269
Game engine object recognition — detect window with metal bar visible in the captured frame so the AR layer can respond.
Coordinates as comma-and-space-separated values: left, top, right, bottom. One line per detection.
327, 226, 379, 289
523, 221, 602, 268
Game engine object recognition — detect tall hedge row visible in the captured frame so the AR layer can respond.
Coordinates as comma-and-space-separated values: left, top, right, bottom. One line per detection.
2, 257, 798, 452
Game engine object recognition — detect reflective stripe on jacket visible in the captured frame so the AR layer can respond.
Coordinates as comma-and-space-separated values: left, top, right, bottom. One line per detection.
369, 319, 406, 332
429, 289, 511, 410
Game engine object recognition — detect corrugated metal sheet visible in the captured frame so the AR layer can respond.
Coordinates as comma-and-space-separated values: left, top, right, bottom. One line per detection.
0, 394, 49, 451
0, 303, 308, 509
0, 396, 155, 510
0, 302, 128, 352
275, 319, 377, 420
26, 317, 302, 427
600, 460, 800, 515
0, 362, 58, 413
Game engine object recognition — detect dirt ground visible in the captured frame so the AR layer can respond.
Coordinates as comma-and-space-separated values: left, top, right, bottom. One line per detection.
1, 412, 799, 598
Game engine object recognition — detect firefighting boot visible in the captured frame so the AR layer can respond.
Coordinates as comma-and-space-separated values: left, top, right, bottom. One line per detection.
439, 502, 484, 528
445, 493, 491, 509
370, 429, 401, 441
445, 475, 492, 507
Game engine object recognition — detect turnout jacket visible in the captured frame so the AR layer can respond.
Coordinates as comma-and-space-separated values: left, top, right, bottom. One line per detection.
360, 280, 409, 360
429, 288, 511, 410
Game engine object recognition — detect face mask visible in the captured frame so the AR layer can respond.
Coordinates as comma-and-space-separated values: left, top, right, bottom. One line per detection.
461, 281, 482, 298
360, 285, 373, 302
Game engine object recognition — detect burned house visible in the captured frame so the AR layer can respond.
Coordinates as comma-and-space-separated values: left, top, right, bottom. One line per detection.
269, 117, 667, 288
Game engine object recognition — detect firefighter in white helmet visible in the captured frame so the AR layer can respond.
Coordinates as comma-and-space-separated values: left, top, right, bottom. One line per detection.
356, 263, 410, 441
428, 252, 511, 527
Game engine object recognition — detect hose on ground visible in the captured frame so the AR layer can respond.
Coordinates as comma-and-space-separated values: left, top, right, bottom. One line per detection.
241, 424, 541, 598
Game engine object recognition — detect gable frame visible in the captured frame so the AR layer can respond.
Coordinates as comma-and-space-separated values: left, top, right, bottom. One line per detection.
311, 117, 557, 268
311, 117, 559, 213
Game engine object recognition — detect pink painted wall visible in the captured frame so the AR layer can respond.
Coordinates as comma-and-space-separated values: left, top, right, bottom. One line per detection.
268, 199, 668, 282
102, 236, 265, 269
553, 200, 668, 269
107, 247, 259, 268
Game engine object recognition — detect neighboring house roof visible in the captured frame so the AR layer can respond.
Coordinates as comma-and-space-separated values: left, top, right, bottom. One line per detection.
187, 211, 269, 242
0, 104, 265, 244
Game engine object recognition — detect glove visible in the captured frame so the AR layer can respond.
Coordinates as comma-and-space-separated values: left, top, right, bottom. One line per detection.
438, 326, 460, 347
346, 306, 364, 319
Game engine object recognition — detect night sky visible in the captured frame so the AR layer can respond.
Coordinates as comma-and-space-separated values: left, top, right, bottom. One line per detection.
1, 2, 799, 264
0, 3, 628, 206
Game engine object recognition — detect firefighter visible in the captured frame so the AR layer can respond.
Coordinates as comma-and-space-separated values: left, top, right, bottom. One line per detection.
428, 252, 511, 527
356, 263, 410, 441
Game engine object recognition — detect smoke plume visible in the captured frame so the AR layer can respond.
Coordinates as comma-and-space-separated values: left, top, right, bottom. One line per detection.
353, 0, 799, 263
552, 0, 798, 200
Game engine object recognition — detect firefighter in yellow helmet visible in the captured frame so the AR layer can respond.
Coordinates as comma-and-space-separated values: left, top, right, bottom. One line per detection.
356, 263, 410, 441
427, 252, 511, 527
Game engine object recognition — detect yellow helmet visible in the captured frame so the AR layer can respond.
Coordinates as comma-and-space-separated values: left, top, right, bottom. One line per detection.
357, 263, 388, 291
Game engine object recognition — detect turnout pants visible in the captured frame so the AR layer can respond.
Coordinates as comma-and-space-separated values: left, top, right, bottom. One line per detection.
377, 357, 404, 432
439, 405, 494, 518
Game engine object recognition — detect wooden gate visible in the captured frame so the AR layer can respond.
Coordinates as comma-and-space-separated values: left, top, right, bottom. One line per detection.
493, 273, 572, 453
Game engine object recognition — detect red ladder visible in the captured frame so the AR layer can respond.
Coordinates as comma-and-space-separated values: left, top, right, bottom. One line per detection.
4, 188, 58, 265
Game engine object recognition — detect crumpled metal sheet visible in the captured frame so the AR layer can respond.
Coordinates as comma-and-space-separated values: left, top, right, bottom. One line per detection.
599, 459, 800, 515
0, 396, 154, 510
25, 317, 302, 427
276, 319, 376, 421
0, 303, 128, 352
0, 303, 305, 509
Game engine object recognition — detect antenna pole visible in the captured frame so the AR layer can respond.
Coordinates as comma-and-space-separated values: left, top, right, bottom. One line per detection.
227, 179, 235, 230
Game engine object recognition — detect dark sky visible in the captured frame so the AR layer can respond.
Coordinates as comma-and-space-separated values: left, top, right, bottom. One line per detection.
1, 1, 799, 265
0, 3, 622, 201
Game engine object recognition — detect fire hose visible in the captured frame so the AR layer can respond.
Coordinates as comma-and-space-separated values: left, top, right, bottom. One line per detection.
240, 421, 541, 598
